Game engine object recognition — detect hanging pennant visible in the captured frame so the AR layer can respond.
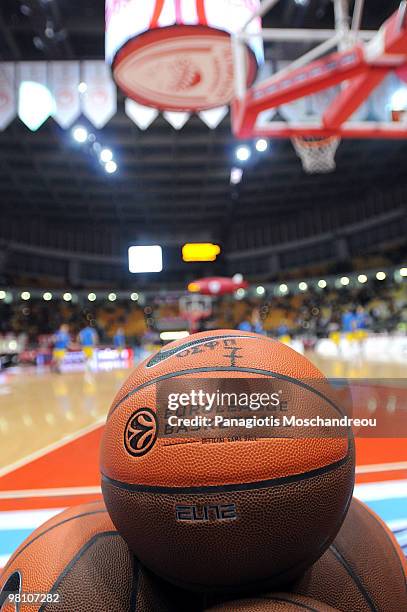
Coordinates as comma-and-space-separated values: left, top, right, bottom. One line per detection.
81, 61, 117, 129
163, 111, 190, 129
0, 63, 16, 131
50, 61, 81, 129
125, 99, 159, 130
198, 106, 228, 129
18, 62, 54, 131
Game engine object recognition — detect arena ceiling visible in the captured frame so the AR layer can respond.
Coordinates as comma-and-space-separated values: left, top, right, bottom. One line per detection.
0, 0, 406, 246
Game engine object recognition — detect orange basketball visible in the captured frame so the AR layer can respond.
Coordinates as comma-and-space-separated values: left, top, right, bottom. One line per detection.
101, 330, 355, 592
0, 501, 135, 612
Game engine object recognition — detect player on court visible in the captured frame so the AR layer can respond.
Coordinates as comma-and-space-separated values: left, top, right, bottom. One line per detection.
113, 327, 126, 356
52, 324, 70, 373
79, 324, 98, 372
238, 308, 264, 334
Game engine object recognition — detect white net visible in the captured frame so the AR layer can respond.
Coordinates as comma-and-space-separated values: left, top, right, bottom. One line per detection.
291, 136, 341, 174
179, 295, 212, 324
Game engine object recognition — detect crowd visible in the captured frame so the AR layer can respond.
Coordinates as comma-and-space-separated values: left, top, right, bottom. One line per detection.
0, 277, 406, 354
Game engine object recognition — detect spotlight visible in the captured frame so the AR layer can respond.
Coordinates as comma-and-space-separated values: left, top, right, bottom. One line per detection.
236, 146, 251, 162
299, 282, 308, 291
43, 292, 52, 301
233, 273, 244, 284
78, 82, 88, 94
20, 4, 32, 16
279, 284, 288, 294
0, 291, 6, 300
63, 293, 72, 302
235, 288, 246, 299
256, 286, 265, 296
358, 274, 368, 284
340, 277, 350, 286
400, 267, 407, 277
230, 167, 243, 185
21, 291, 31, 301
130, 292, 139, 301
100, 148, 113, 163
88, 293, 96, 302
255, 139, 268, 152
108, 293, 117, 302
72, 126, 88, 143
376, 271, 386, 281
105, 160, 117, 174
318, 280, 327, 289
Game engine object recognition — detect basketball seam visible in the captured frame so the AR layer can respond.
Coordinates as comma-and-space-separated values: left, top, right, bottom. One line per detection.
38, 531, 119, 612
129, 555, 139, 612
108, 366, 346, 422
101, 449, 351, 494
328, 544, 377, 611
260, 595, 324, 611
1, 508, 107, 575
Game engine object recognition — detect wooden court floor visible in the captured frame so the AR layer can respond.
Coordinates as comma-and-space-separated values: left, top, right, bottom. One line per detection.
0, 352, 406, 474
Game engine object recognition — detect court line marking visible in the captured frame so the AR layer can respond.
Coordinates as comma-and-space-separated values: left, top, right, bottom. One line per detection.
0, 418, 105, 479
355, 461, 407, 474
0, 486, 102, 500
0, 508, 63, 530
354, 479, 407, 501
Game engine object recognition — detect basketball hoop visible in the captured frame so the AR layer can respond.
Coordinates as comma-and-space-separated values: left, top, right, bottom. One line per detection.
179, 294, 212, 332
291, 135, 341, 174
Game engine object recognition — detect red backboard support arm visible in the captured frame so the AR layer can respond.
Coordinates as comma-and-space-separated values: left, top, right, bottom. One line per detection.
232, 4, 407, 139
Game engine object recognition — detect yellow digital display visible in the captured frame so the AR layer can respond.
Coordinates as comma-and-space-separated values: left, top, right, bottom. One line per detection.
182, 243, 221, 262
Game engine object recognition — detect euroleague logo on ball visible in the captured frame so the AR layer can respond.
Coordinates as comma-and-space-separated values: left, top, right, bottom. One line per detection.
124, 408, 158, 457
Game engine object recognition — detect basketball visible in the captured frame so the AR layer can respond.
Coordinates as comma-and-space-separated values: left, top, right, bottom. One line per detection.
206, 594, 339, 611
101, 330, 355, 591
0, 501, 135, 612
291, 497, 407, 611
1, 1, 407, 607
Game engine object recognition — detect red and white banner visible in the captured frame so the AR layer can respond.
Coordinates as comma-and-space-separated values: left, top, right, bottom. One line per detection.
0, 63, 16, 131
18, 61, 48, 89
18, 62, 53, 131
81, 61, 117, 129
125, 99, 159, 130
50, 61, 81, 129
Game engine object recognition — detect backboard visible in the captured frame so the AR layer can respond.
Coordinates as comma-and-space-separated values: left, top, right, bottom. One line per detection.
231, 0, 407, 170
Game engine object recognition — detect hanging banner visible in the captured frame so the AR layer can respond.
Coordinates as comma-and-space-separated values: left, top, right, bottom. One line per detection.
125, 99, 159, 130
0, 63, 16, 131
81, 61, 117, 128
50, 61, 81, 129
18, 62, 54, 131
163, 111, 190, 129
198, 106, 228, 129
105, 0, 263, 112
